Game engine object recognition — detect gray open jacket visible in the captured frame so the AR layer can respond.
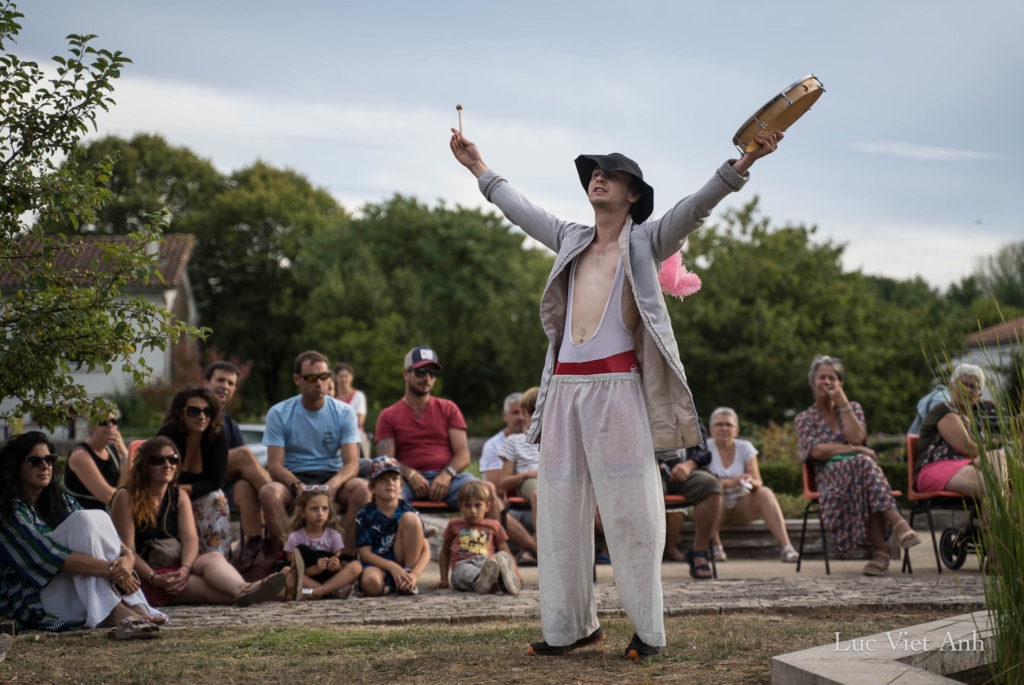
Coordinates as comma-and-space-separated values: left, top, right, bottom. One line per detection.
478, 161, 748, 450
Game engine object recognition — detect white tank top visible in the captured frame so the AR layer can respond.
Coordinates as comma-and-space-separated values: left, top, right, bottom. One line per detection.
558, 256, 634, 363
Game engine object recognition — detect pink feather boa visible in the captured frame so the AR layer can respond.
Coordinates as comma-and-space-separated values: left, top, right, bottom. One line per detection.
658, 252, 702, 300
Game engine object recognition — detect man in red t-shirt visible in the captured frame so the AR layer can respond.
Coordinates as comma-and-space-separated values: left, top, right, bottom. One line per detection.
375, 346, 499, 514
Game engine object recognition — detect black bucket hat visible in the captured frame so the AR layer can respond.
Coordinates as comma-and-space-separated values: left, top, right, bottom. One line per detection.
574, 153, 654, 224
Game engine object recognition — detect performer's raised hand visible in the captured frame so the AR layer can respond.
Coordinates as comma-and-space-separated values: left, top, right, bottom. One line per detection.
450, 128, 488, 178
732, 130, 783, 175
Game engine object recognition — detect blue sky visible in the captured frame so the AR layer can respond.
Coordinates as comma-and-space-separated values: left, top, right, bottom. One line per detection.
17, 1, 1023, 289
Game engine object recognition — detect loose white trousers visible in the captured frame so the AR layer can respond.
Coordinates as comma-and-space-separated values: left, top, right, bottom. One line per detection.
537, 373, 666, 647
40, 509, 166, 628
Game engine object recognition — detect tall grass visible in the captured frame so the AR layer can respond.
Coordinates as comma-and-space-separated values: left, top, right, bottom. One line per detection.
975, 341, 1023, 684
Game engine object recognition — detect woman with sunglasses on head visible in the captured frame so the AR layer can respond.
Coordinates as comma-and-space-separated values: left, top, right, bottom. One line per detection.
157, 384, 231, 557
64, 406, 129, 510
0, 432, 165, 636
111, 436, 287, 607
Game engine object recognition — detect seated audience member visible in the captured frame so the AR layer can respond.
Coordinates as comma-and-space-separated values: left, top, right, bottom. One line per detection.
499, 387, 541, 532
260, 350, 369, 553
64, 406, 129, 510
355, 457, 429, 596
437, 480, 521, 595
704, 407, 798, 563
375, 346, 500, 513
202, 361, 271, 546
916, 364, 1009, 501
659, 422, 724, 579
480, 391, 537, 564
796, 355, 919, 576
0, 432, 165, 634
283, 487, 362, 601
333, 362, 369, 458
907, 384, 951, 436
110, 436, 286, 607
157, 384, 232, 557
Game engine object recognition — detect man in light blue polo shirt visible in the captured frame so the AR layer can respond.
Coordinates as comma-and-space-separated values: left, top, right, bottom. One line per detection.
260, 350, 370, 550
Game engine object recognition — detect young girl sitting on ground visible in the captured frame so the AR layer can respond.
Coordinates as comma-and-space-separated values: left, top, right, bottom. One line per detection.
284, 486, 362, 600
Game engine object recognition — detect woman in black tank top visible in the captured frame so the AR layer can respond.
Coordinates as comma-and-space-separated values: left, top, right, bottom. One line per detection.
64, 409, 127, 509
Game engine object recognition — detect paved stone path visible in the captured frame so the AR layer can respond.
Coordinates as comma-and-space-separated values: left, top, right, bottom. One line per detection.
160, 571, 985, 630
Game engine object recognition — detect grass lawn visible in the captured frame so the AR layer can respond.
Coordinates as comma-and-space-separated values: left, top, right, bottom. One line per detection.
1, 607, 954, 684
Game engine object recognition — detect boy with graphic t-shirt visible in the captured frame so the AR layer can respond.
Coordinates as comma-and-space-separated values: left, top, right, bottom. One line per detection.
437, 481, 521, 595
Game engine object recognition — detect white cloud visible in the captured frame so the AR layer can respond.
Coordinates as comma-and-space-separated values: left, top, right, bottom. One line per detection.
850, 141, 1006, 162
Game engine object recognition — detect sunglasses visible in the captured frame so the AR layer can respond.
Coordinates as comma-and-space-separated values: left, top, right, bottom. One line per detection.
26, 454, 58, 468
98, 418, 120, 426
301, 484, 329, 492
301, 372, 332, 383
185, 406, 215, 418
149, 454, 180, 466
410, 367, 441, 379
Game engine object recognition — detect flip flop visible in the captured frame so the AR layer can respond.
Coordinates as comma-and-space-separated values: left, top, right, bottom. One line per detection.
107, 616, 160, 640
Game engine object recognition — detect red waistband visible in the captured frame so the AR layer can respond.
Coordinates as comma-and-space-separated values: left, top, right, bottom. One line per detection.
554, 350, 639, 376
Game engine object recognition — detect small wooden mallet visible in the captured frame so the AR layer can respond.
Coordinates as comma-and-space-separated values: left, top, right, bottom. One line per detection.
456, 104, 463, 134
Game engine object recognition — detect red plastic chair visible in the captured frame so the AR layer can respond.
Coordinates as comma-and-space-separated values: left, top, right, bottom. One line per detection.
796, 461, 830, 574
902, 435, 974, 574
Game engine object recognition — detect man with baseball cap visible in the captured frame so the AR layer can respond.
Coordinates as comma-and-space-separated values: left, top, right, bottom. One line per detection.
375, 346, 501, 513
450, 126, 782, 658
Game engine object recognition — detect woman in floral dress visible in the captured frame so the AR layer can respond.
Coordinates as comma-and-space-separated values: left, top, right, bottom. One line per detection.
795, 355, 919, 575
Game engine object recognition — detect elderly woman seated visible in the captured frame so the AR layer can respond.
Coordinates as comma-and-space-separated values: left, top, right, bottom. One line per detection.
916, 363, 1008, 500
110, 436, 286, 608
704, 407, 799, 563
795, 355, 919, 576
0, 432, 165, 637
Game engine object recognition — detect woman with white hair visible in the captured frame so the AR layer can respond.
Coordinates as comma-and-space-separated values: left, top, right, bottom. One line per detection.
916, 364, 1006, 498
795, 355, 918, 576
704, 407, 799, 563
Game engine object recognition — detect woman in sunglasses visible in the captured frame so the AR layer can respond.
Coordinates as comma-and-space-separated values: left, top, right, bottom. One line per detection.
0, 432, 165, 634
157, 385, 231, 557
111, 437, 287, 607
64, 407, 129, 510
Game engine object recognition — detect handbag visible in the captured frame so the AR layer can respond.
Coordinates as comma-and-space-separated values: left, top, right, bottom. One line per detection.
143, 537, 182, 568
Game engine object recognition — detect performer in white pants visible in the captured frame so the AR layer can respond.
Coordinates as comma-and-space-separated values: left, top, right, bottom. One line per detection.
450, 125, 782, 659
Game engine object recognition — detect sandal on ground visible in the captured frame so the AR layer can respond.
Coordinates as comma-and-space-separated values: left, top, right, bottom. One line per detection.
107, 616, 160, 640
863, 551, 890, 576
529, 627, 605, 656
515, 550, 538, 567
291, 552, 306, 601
624, 632, 661, 660
894, 520, 921, 550
686, 549, 713, 580
780, 545, 800, 563
711, 544, 727, 562
237, 571, 288, 607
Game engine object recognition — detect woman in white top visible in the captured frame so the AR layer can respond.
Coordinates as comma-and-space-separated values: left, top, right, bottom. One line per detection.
706, 407, 798, 563
333, 363, 368, 458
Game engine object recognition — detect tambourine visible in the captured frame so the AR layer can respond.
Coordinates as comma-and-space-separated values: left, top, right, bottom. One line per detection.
733, 75, 824, 153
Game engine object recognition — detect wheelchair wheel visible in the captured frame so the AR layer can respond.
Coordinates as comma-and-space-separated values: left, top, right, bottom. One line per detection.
940, 527, 968, 570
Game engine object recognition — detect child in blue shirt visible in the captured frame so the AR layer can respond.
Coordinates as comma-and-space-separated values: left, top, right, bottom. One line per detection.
354, 457, 429, 596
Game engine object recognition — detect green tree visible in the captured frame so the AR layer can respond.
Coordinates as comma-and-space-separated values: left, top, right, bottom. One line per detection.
0, 2, 203, 428
188, 162, 348, 406
671, 198, 959, 433
42, 132, 225, 234
297, 195, 551, 426
973, 241, 1024, 309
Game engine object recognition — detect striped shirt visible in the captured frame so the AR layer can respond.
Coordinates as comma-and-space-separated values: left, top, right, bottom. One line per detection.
0, 494, 79, 630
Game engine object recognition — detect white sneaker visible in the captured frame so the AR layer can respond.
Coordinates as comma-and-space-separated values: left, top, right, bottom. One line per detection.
473, 558, 500, 594
780, 545, 800, 563
495, 551, 521, 595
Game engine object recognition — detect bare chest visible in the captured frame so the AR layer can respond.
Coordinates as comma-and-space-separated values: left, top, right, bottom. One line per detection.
570, 245, 620, 344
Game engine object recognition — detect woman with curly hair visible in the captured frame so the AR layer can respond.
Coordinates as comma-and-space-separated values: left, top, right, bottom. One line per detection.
110, 436, 286, 607
157, 384, 231, 556
0, 432, 164, 635
795, 355, 919, 576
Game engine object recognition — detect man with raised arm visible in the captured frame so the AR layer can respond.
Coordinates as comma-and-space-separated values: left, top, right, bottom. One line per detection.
450, 127, 782, 659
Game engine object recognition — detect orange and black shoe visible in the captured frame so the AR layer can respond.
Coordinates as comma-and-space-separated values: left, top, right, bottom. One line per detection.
528, 627, 605, 656
624, 633, 661, 660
